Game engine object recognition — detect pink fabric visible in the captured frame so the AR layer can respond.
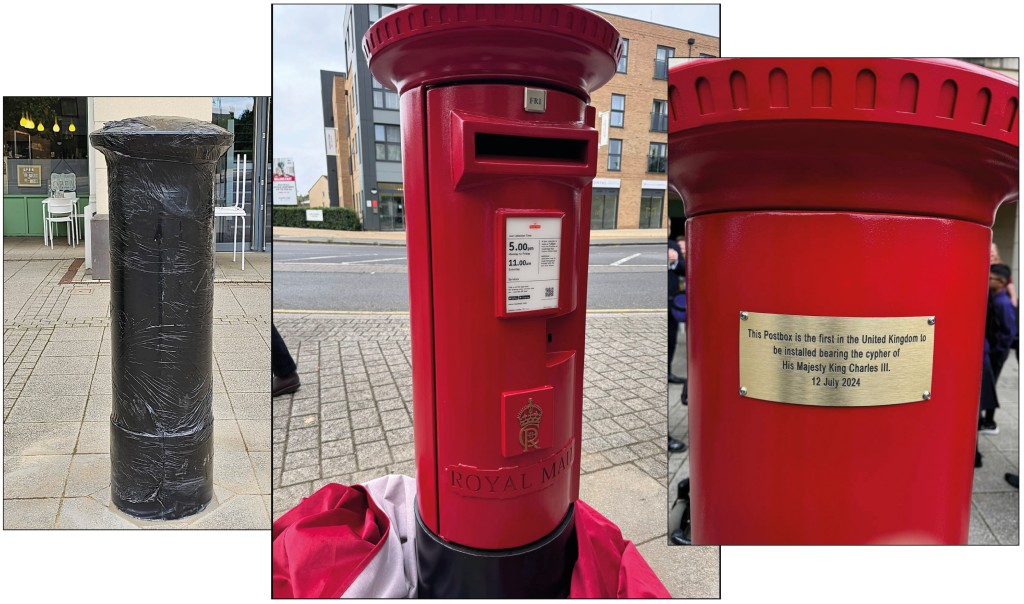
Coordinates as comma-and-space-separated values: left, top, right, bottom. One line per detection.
571, 499, 671, 598
271, 483, 389, 599
271, 481, 670, 598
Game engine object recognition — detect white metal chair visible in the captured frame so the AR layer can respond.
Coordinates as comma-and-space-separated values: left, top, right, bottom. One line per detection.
49, 170, 80, 243
44, 197, 78, 248
215, 153, 247, 270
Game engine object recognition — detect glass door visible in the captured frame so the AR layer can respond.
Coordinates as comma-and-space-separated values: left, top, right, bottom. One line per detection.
379, 194, 405, 231
213, 97, 255, 251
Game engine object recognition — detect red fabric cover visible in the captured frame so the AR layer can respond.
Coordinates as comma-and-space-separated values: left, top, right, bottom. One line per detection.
271, 483, 390, 599
271, 483, 670, 599
570, 500, 671, 598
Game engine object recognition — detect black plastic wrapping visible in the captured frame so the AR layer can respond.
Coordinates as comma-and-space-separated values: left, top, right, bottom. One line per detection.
90, 117, 233, 520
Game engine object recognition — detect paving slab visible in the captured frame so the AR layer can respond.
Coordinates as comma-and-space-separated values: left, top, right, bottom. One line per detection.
3, 244, 271, 529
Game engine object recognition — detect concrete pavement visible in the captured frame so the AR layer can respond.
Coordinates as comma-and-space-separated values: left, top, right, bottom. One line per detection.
3, 239, 272, 529
668, 323, 1020, 545
272, 312, 720, 598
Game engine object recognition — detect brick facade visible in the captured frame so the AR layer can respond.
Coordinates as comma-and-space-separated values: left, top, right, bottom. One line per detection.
590, 12, 719, 230
332, 74, 356, 210
330, 6, 720, 231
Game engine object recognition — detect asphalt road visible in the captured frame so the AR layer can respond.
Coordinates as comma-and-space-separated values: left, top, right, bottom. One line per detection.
273, 242, 664, 312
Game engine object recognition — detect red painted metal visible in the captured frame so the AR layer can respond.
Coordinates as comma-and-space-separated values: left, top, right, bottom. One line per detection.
364, 3, 621, 99
366, 4, 618, 550
669, 58, 1019, 544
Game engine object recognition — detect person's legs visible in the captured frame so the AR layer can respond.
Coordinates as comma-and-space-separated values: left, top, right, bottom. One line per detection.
272, 324, 300, 396
979, 351, 999, 437
668, 312, 683, 383
272, 324, 297, 377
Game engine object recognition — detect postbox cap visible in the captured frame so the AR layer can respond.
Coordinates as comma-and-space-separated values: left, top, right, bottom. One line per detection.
90, 116, 234, 163
668, 58, 1018, 147
363, 4, 622, 100
667, 58, 1019, 225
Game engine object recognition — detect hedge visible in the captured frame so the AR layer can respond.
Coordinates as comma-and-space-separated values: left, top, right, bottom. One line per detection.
273, 206, 362, 231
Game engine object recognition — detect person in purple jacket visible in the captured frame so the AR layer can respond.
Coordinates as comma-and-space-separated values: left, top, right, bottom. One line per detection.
980, 263, 1017, 435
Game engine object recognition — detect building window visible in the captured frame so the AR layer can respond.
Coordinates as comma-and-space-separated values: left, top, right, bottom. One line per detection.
592, 189, 619, 230
639, 189, 664, 229
651, 99, 668, 132
372, 77, 400, 110
654, 46, 675, 80
369, 4, 396, 22
617, 39, 629, 73
699, 53, 717, 58
607, 139, 622, 171
610, 94, 625, 128
374, 124, 401, 162
647, 142, 667, 173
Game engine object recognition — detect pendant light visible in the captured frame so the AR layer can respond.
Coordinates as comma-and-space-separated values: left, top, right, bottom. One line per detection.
68, 121, 77, 133
53, 117, 61, 133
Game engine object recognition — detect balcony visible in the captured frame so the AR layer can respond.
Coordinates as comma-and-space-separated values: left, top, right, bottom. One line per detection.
650, 112, 668, 132
647, 156, 667, 174
654, 59, 669, 80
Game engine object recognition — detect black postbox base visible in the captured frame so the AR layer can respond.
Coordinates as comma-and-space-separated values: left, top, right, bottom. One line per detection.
109, 420, 214, 520
415, 503, 577, 598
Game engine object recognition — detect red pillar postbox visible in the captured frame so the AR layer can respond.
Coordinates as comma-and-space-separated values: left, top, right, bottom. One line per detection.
668, 58, 1018, 544
364, 4, 621, 596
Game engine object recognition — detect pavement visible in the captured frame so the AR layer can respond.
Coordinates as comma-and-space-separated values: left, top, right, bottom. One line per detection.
2, 238, 272, 529
273, 226, 665, 247
668, 323, 1020, 545
272, 311, 720, 598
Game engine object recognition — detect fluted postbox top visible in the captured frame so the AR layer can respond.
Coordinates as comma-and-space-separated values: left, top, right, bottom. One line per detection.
668, 58, 1018, 146
667, 58, 1019, 225
363, 3, 621, 100
90, 116, 234, 163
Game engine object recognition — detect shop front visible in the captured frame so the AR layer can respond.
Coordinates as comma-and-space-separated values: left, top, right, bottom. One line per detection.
3, 97, 89, 239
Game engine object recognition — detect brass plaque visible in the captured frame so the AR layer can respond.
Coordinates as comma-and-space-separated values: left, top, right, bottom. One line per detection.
739, 312, 935, 407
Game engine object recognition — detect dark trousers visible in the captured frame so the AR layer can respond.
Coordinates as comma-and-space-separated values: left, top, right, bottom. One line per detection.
990, 349, 1009, 383
668, 312, 679, 371
272, 324, 297, 378
980, 352, 1000, 412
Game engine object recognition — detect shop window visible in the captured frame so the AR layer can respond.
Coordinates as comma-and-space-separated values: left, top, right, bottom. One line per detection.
639, 189, 664, 229
591, 189, 619, 230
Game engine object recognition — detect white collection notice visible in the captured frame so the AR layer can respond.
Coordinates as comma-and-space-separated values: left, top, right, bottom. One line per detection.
504, 216, 562, 313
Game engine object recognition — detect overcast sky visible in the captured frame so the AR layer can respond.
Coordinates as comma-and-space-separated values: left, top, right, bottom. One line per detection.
273, 3, 720, 193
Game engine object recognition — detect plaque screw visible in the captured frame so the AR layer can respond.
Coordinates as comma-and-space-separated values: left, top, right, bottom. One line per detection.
739, 387, 747, 396
740, 312, 749, 321
927, 317, 936, 325
922, 391, 931, 400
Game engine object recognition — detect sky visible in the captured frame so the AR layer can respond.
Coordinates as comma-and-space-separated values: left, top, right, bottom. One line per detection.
273, 4, 349, 194
272, 3, 720, 194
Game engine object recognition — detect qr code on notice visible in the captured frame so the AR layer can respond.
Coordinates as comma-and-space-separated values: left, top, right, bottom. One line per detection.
545, 287, 554, 297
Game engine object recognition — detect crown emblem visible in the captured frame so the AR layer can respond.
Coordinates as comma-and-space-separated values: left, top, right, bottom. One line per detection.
517, 398, 542, 451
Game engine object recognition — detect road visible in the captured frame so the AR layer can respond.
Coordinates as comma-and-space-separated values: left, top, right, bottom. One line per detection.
273, 242, 664, 312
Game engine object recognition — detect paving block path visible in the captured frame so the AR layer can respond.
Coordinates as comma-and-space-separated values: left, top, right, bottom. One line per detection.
273, 312, 719, 598
3, 241, 272, 529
